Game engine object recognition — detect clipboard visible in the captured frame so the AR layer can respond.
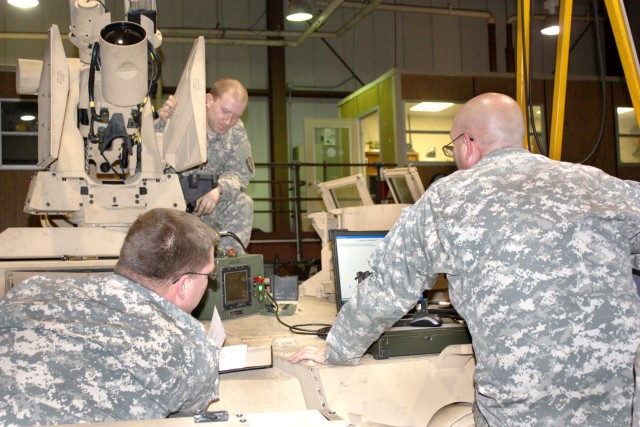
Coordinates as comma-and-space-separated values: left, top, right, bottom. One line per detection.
219, 345, 273, 374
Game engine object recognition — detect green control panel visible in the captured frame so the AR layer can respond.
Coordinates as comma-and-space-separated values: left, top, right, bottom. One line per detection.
192, 254, 265, 321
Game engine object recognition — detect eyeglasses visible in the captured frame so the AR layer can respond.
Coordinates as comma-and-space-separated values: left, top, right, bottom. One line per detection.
442, 133, 465, 158
172, 269, 218, 284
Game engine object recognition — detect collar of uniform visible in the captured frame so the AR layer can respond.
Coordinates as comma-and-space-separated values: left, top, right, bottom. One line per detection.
477, 147, 529, 166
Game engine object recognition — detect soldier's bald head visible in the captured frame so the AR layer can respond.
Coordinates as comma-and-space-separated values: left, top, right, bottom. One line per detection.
452, 93, 524, 155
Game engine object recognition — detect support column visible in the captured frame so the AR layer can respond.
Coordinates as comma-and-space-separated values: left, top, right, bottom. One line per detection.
267, 0, 290, 232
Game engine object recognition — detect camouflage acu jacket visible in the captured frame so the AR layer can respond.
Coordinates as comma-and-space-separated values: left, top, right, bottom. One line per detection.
326, 148, 640, 426
155, 118, 255, 201
191, 122, 255, 201
0, 274, 219, 426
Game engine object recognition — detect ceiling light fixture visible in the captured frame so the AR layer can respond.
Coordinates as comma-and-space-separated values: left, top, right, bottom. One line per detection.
410, 102, 454, 112
541, 14, 560, 36
286, 0, 313, 22
20, 114, 36, 121
541, 0, 560, 36
8, 0, 39, 8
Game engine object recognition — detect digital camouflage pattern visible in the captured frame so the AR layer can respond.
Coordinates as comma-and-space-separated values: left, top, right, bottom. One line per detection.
635, 345, 640, 427
0, 274, 219, 426
156, 117, 255, 254
190, 123, 255, 253
326, 148, 640, 426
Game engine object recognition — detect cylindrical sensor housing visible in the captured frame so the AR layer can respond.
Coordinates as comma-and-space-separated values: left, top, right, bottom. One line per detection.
99, 22, 147, 107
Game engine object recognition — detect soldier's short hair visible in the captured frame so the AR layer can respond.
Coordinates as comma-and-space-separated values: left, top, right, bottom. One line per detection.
115, 208, 219, 284
210, 78, 248, 104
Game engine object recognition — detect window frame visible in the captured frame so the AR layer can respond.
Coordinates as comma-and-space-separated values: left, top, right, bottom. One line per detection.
0, 98, 39, 170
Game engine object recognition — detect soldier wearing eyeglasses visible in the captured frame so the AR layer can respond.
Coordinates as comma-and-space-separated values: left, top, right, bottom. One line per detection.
0, 208, 221, 426
291, 93, 640, 426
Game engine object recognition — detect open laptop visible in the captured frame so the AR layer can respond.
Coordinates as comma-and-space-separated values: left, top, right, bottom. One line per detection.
330, 229, 471, 359
330, 229, 388, 311
330, 228, 437, 322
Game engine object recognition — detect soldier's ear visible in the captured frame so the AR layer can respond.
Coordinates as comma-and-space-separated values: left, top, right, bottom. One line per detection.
169, 275, 188, 301
178, 279, 189, 300
462, 135, 482, 167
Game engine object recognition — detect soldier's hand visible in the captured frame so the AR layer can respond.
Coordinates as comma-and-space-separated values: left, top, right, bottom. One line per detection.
158, 95, 177, 123
289, 345, 327, 364
194, 187, 221, 217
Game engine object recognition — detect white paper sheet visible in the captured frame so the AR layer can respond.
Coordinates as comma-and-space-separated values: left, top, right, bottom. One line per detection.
207, 306, 226, 349
219, 344, 248, 372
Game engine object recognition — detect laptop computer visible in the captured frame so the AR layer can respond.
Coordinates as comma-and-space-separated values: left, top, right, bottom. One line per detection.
330, 229, 388, 311
329, 229, 472, 359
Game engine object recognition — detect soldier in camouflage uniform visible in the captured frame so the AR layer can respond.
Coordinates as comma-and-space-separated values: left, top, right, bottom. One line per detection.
157, 78, 255, 254
0, 208, 220, 426
290, 93, 640, 426
635, 346, 640, 427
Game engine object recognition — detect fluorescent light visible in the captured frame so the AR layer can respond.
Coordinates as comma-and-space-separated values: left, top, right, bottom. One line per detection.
410, 102, 454, 112
20, 114, 36, 121
617, 107, 634, 114
8, 0, 39, 8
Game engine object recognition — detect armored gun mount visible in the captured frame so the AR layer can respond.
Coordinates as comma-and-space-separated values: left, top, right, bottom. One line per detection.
15, 0, 207, 231
0, 0, 208, 296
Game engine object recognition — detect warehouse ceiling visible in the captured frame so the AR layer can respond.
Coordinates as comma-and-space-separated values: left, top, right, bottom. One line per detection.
0, 0, 498, 47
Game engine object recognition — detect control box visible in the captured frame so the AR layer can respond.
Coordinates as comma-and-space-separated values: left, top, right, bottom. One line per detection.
192, 254, 265, 321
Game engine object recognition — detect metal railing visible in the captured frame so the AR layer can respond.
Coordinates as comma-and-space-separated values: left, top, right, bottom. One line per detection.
249, 161, 397, 264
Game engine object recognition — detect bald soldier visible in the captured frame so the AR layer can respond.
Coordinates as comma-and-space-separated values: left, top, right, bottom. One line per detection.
290, 93, 640, 426
158, 78, 255, 254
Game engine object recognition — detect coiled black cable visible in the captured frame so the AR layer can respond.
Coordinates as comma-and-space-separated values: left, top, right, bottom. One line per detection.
264, 292, 332, 340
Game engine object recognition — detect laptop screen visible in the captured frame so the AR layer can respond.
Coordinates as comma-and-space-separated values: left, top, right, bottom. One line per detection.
330, 229, 388, 311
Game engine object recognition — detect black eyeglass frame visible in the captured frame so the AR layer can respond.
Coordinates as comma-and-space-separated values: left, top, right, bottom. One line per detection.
172, 269, 218, 284
442, 133, 466, 158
